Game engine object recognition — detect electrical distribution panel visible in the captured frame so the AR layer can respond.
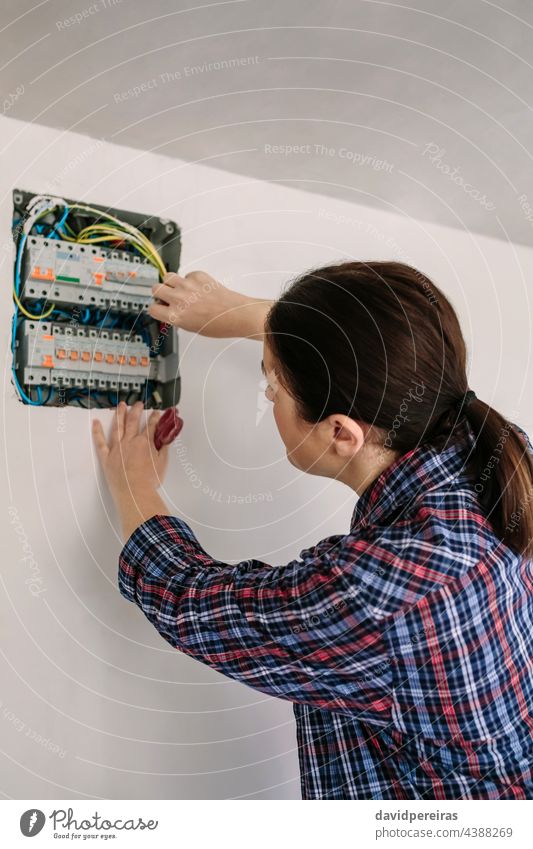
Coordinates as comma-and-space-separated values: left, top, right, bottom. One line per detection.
11, 190, 181, 409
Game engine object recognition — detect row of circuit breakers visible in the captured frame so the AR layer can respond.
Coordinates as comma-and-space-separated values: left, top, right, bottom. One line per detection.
12, 190, 182, 408
22, 321, 152, 393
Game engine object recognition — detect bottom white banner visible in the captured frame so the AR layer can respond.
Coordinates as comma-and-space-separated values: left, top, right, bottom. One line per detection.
0, 799, 531, 848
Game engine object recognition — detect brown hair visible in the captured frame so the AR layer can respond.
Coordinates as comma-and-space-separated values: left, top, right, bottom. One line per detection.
265, 261, 533, 558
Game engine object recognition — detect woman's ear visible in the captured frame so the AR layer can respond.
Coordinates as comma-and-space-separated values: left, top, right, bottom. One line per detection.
324, 414, 366, 457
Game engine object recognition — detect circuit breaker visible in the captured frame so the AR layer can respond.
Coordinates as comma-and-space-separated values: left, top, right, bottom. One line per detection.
11, 190, 181, 409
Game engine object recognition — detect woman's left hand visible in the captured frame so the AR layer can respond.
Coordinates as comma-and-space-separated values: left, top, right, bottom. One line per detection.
92, 401, 169, 501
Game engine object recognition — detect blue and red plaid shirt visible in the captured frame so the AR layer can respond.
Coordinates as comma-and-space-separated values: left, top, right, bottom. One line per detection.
118, 417, 533, 799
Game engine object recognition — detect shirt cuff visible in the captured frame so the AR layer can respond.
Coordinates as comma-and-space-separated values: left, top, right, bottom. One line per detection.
118, 513, 204, 604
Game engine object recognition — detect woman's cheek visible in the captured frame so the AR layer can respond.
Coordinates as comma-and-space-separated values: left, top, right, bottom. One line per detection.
272, 400, 288, 442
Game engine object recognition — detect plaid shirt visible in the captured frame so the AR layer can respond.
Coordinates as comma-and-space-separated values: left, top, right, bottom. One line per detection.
119, 417, 533, 799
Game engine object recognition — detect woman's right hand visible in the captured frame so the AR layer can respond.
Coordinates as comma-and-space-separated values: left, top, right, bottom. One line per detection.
148, 270, 272, 340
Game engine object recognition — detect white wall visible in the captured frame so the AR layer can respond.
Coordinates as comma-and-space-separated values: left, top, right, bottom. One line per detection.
0, 115, 531, 800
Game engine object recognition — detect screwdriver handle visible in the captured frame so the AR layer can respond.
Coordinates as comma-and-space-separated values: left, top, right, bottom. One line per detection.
154, 406, 183, 450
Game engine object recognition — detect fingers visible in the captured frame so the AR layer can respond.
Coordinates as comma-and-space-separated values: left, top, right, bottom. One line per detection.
124, 400, 144, 439
91, 418, 109, 461
110, 400, 126, 447
147, 301, 174, 323
151, 281, 182, 311
163, 272, 187, 288
145, 409, 162, 444
149, 273, 193, 325
151, 282, 171, 304
157, 442, 170, 469
152, 274, 188, 302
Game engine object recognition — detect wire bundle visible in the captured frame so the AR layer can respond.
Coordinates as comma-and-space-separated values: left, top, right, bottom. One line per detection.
62, 212, 166, 277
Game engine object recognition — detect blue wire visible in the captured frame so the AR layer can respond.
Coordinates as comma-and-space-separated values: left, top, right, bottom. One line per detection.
51, 203, 70, 238
14, 231, 27, 299
56, 203, 69, 229
96, 309, 119, 328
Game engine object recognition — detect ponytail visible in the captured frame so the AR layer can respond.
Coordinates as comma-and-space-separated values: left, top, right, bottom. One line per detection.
464, 399, 533, 558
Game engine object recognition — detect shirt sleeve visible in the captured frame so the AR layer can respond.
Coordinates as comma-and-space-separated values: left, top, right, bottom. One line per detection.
118, 514, 394, 720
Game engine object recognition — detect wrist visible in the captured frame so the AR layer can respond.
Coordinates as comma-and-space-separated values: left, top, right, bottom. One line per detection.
230, 293, 273, 340
112, 484, 171, 542
109, 479, 157, 504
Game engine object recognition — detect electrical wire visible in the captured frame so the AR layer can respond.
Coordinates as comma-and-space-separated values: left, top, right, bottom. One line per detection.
52, 203, 70, 237
51, 308, 74, 320
54, 200, 166, 277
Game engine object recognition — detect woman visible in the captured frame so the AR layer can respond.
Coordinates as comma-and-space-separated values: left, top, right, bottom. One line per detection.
92, 261, 533, 800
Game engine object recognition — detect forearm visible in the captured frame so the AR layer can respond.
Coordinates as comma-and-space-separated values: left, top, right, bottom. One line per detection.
227, 293, 274, 340
113, 485, 172, 542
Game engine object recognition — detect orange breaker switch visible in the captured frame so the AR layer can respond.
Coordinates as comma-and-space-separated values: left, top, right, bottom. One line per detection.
94, 351, 103, 362
32, 266, 55, 281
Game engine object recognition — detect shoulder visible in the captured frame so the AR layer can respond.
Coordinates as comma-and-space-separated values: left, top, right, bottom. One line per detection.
342, 483, 497, 620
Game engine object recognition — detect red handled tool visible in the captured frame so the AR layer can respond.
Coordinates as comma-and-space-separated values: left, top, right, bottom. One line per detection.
154, 406, 183, 450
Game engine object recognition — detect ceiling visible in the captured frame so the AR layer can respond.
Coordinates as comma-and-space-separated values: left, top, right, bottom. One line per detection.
2, 0, 533, 245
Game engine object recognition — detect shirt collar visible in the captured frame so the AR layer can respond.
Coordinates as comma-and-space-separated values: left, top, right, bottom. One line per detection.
350, 417, 476, 531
